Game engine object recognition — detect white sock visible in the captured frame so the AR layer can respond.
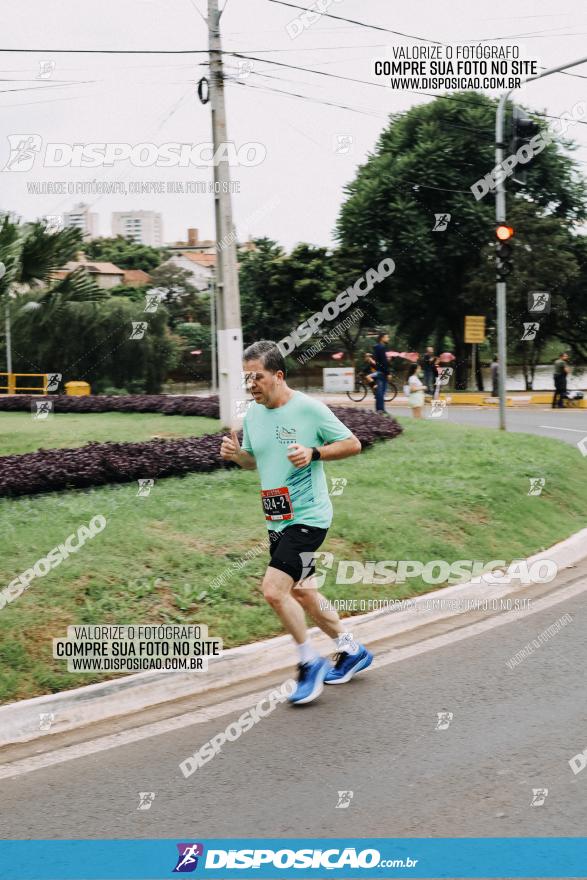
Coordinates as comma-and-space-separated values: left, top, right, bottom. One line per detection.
297, 639, 319, 664
334, 632, 360, 655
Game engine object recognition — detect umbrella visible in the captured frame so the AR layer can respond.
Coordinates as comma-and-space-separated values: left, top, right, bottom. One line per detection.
438, 352, 456, 363
331, 351, 344, 360
190, 350, 202, 356
385, 350, 401, 358
399, 351, 420, 362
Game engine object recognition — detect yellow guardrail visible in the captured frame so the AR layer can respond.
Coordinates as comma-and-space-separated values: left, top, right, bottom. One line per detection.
0, 373, 48, 394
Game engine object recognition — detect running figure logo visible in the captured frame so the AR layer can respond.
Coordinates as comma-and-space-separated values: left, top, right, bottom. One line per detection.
436, 711, 453, 730
521, 322, 539, 341
130, 321, 148, 340
137, 479, 155, 497
33, 400, 53, 420
2, 134, 42, 171
173, 843, 204, 873
432, 213, 451, 231
335, 790, 354, 808
46, 372, 62, 392
528, 477, 545, 496
329, 477, 347, 497
137, 792, 156, 810
530, 788, 548, 807
528, 292, 551, 314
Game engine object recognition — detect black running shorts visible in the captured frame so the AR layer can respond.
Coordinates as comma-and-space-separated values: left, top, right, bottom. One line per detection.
268, 524, 328, 583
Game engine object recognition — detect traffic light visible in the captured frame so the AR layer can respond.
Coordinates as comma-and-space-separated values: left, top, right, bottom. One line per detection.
509, 106, 542, 185
496, 225, 514, 280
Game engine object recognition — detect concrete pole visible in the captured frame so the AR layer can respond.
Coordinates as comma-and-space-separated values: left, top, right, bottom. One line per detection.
208, 0, 243, 428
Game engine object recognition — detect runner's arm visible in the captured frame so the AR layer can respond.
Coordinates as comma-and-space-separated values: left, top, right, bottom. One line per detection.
316, 435, 361, 460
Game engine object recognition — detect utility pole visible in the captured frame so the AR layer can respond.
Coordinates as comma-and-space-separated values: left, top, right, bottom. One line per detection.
207, 0, 243, 428
495, 52, 587, 431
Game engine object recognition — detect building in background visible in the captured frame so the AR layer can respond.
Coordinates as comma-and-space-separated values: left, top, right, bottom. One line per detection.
165, 251, 215, 292
112, 210, 163, 247
165, 228, 215, 254
52, 253, 124, 290
63, 203, 99, 240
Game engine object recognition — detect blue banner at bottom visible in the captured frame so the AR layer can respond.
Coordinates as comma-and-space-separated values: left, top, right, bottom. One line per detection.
0, 838, 586, 879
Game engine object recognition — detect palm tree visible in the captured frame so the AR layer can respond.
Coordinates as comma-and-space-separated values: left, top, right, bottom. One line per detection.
0, 216, 106, 379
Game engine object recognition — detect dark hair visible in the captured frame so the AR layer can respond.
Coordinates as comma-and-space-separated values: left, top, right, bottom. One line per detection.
243, 340, 286, 377
377, 331, 388, 342
408, 364, 419, 377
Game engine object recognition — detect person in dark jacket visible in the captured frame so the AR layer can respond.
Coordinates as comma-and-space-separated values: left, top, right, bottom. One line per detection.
372, 332, 389, 414
552, 352, 569, 408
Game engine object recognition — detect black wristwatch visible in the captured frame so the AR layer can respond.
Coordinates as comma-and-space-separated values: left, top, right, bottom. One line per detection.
311, 447, 321, 461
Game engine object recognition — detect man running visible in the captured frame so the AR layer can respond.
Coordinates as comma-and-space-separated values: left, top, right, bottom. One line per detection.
220, 340, 373, 705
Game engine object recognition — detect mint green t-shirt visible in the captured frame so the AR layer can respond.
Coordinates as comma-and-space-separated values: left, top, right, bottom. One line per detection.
241, 391, 353, 532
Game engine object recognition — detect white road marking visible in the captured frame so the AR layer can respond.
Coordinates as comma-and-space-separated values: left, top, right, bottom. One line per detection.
539, 425, 586, 433
0, 577, 585, 780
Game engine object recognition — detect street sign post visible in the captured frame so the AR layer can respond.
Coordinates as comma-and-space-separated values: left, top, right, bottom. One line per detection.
465, 316, 486, 391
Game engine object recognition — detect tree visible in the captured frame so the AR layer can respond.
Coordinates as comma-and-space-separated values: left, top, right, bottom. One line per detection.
335, 92, 587, 388
148, 262, 209, 327
0, 217, 106, 374
84, 236, 168, 272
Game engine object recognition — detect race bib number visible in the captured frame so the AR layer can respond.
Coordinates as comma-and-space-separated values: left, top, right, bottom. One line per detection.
261, 486, 294, 521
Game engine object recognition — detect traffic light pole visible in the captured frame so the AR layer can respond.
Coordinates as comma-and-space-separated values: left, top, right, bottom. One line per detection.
208, 0, 244, 428
494, 52, 587, 430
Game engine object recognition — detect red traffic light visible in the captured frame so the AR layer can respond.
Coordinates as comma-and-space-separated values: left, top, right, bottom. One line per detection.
496, 224, 515, 241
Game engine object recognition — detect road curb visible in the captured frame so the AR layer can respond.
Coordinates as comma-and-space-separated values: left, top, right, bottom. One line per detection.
1, 527, 586, 748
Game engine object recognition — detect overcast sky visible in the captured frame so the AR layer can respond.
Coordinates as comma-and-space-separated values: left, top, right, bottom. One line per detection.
1, 0, 586, 250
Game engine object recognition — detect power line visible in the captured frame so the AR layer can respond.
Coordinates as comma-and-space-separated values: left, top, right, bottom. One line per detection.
229, 77, 387, 117
266, 0, 444, 44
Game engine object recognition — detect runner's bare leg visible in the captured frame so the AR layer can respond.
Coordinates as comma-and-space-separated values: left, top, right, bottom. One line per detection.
292, 575, 344, 639
261, 567, 308, 643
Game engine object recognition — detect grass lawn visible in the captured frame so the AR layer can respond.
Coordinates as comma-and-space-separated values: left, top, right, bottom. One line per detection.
0, 416, 586, 702
0, 412, 220, 455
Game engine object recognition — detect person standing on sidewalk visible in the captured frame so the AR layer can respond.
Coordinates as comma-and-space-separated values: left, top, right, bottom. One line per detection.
552, 352, 569, 408
421, 347, 436, 395
220, 340, 373, 706
490, 355, 499, 397
405, 364, 425, 418
373, 331, 390, 414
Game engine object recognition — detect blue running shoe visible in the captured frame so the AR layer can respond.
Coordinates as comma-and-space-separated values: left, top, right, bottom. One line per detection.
324, 646, 373, 685
289, 657, 331, 705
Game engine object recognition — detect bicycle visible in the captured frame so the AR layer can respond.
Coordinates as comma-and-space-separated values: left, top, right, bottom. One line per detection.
346, 374, 398, 403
